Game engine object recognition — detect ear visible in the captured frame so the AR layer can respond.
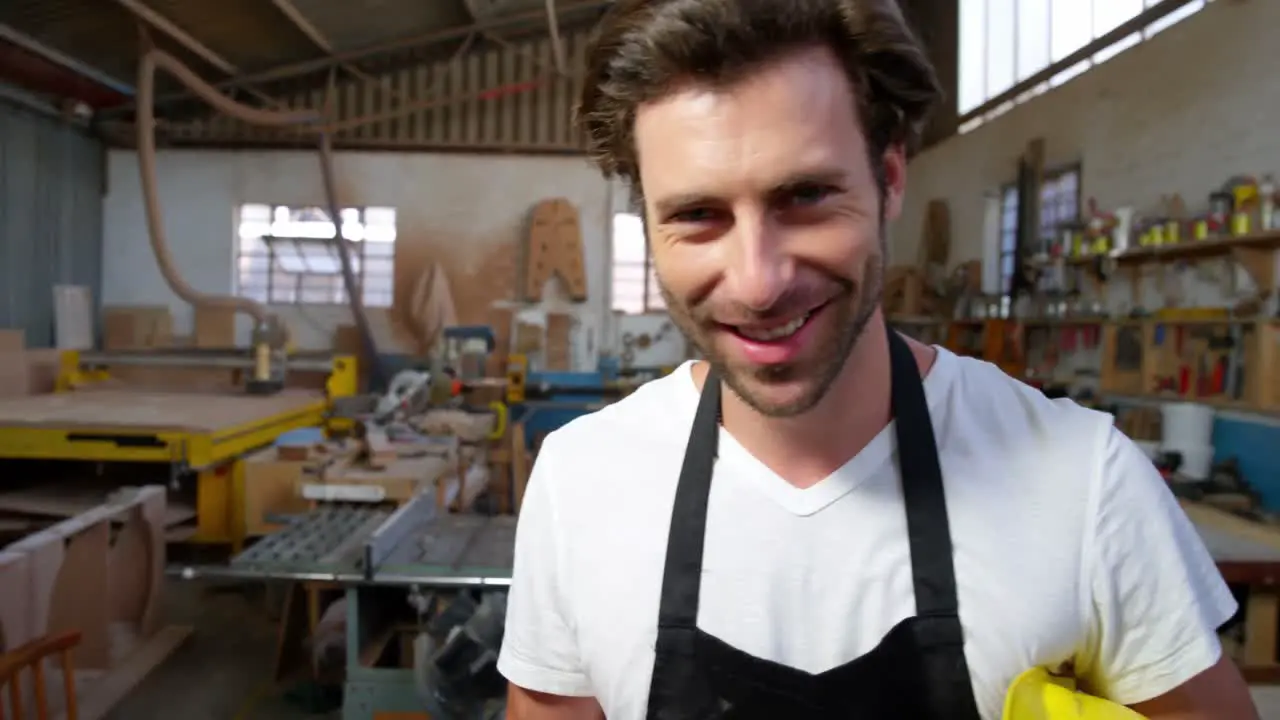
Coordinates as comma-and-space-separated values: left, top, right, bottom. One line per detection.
881, 144, 907, 222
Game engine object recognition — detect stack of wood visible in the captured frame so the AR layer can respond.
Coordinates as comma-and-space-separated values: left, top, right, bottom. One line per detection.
883, 199, 954, 318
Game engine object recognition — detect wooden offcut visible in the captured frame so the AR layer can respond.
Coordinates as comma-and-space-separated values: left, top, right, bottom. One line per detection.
192, 306, 238, 348
545, 313, 573, 371
524, 198, 587, 302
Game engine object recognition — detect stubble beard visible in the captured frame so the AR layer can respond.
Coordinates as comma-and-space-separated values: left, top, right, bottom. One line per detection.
660, 243, 885, 419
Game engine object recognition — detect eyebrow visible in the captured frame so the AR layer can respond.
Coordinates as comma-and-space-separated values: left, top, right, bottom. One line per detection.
651, 167, 852, 218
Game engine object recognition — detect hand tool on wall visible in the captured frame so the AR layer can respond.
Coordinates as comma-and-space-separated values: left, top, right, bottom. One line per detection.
1225, 324, 1247, 400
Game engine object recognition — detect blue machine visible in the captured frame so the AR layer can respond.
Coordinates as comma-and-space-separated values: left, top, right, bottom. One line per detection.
509, 368, 619, 443
508, 363, 674, 446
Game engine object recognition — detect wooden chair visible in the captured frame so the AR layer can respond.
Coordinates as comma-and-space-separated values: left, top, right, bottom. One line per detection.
0, 631, 81, 720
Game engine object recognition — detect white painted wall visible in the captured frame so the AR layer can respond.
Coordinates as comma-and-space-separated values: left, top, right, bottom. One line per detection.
893, 0, 1279, 308
103, 149, 616, 370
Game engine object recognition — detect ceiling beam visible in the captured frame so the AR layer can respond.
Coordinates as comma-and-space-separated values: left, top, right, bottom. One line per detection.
0, 36, 132, 109
269, 0, 332, 53
113, 0, 237, 75
186, 0, 608, 92
267, 0, 398, 94
0, 23, 134, 96
100, 0, 610, 116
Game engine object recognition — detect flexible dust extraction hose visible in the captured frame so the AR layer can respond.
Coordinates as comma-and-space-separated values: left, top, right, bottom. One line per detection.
317, 127, 386, 389
136, 49, 386, 388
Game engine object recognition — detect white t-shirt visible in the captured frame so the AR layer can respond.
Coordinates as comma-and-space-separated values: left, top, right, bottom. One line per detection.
498, 349, 1237, 719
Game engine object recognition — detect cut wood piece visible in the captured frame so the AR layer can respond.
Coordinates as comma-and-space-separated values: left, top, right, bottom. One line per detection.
487, 307, 515, 377
47, 519, 111, 669
0, 551, 29, 652
408, 262, 459, 355
416, 409, 496, 443
524, 198, 587, 302
63, 624, 193, 720
511, 423, 531, 512
354, 421, 397, 469
918, 199, 951, 270
0, 485, 193, 527
192, 305, 238, 348
3, 486, 168, 675
4, 531, 64, 657
100, 306, 173, 350
545, 313, 573, 371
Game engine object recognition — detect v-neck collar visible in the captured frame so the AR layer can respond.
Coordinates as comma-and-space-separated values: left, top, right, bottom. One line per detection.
675, 348, 958, 516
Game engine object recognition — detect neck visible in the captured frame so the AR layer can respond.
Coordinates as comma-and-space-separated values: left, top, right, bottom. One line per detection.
706, 308, 935, 488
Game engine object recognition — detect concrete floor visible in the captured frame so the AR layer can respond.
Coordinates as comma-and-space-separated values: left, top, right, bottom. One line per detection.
1255, 687, 1280, 718
106, 579, 332, 720
104, 579, 1280, 720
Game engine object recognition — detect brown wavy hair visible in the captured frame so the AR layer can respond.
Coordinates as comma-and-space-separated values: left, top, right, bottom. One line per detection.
576, 0, 941, 196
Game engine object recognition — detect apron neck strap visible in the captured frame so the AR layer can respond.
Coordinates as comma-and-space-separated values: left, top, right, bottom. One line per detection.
886, 325, 960, 617
656, 323, 959, 630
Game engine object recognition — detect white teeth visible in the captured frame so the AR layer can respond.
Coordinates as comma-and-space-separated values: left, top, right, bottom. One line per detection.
738, 312, 810, 341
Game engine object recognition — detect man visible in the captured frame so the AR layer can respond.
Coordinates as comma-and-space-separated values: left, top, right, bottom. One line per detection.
498, 0, 1258, 717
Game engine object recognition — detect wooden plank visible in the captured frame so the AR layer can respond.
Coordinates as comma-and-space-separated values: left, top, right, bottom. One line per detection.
1245, 592, 1280, 668
0, 487, 195, 528
62, 624, 193, 720
1182, 500, 1280, 562
0, 389, 324, 433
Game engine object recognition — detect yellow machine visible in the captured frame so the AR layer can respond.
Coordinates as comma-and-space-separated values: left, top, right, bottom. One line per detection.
0, 348, 358, 550
506, 354, 529, 404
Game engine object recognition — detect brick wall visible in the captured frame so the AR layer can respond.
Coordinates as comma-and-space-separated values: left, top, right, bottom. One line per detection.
891, 0, 1278, 275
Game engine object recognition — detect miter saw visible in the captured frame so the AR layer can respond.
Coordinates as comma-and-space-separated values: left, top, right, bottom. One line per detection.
373, 368, 435, 423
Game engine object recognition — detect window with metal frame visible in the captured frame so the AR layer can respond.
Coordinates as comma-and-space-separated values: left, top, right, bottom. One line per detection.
997, 166, 1081, 293
959, 0, 1211, 133
611, 212, 666, 314
235, 203, 397, 308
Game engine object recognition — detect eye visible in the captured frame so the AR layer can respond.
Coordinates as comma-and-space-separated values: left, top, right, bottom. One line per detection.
669, 206, 722, 224
782, 182, 839, 208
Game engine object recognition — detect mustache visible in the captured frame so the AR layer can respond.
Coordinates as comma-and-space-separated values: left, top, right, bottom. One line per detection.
694, 280, 854, 325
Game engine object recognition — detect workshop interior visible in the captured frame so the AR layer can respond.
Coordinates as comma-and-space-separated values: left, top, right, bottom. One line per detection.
0, 0, 1279, 717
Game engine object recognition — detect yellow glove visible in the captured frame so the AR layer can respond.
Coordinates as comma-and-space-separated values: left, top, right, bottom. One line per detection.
1003, 667, 1146, 720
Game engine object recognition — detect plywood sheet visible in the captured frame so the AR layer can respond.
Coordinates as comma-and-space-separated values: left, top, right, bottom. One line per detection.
0, 389, 324, 433
524, 198, 587, 301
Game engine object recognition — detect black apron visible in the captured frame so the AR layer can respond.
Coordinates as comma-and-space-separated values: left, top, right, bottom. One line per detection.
645, 327, 983, 719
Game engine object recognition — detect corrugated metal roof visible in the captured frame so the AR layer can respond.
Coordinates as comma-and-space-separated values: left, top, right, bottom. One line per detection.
0, 0, 611, 110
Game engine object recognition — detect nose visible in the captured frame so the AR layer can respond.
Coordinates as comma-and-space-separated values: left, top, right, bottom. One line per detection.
724, 212, 792, 312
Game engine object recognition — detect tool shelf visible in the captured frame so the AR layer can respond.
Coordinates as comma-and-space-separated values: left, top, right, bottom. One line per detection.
1045, 229, 1280, 298
1097, 318, 1280, 413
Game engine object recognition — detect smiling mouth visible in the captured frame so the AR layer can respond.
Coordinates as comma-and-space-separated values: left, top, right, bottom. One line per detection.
725, 299, 832, 342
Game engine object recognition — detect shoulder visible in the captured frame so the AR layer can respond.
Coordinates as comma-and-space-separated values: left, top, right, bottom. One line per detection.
929, 349, 1115, 467
541, 362, 698, 459
533, 363, 699, 510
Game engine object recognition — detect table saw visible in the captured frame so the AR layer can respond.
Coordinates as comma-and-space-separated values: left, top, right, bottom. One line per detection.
179, 492, 514, 720
0, 348, 358, 547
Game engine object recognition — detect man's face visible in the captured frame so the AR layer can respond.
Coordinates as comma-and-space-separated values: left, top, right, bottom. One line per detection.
634, 46, 907, 417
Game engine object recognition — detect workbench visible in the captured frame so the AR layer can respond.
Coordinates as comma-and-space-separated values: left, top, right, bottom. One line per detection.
0, 351, 358, 548
180, 493, 513, 720
1184, 500, 1280, 682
